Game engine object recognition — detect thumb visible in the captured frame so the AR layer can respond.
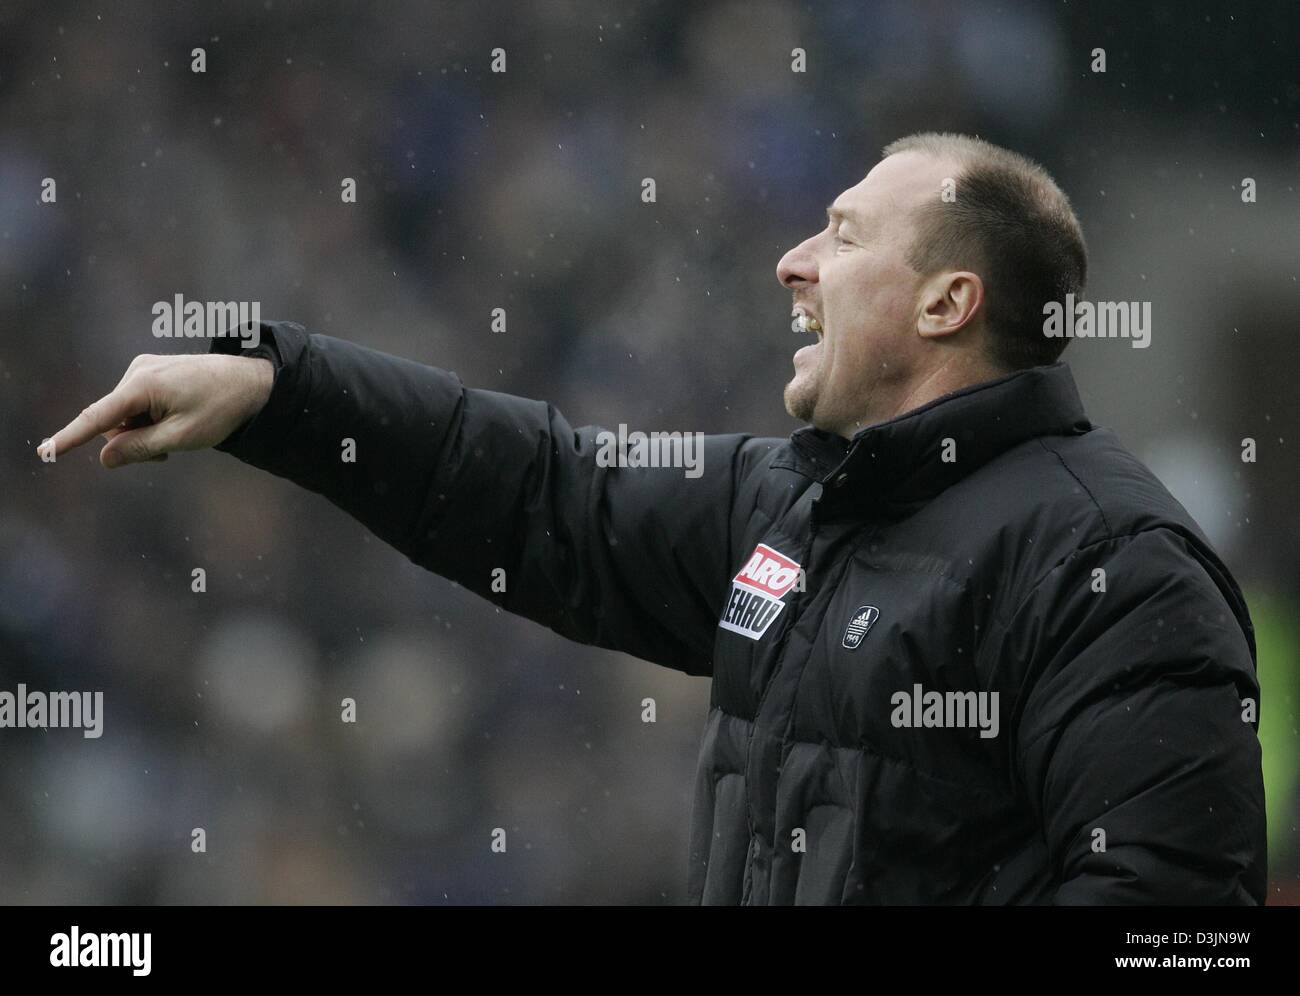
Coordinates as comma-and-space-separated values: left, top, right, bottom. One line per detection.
100, 420, 181, 468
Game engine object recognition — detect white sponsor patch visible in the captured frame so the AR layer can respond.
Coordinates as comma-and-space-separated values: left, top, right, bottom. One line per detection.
718, 543, 802, 640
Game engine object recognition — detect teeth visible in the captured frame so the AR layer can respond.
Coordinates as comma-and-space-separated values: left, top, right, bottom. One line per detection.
793, 313, 823, 334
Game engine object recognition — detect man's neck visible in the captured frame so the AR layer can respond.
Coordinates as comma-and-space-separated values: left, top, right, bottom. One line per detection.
837, 356, 1009, 440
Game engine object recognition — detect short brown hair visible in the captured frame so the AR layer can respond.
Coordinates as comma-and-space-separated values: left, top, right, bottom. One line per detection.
882, 132, 1087, 371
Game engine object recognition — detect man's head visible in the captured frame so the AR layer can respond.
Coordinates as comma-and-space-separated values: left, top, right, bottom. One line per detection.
778, 132, 1087, 437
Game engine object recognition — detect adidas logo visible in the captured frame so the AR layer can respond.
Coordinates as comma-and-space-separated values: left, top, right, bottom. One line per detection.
841, 605, 880, 649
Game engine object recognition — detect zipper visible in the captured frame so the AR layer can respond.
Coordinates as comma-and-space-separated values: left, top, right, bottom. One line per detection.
739, 483, 823, 904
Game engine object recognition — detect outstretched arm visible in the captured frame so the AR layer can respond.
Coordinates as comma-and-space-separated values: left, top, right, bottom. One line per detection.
42, 320, 772, 675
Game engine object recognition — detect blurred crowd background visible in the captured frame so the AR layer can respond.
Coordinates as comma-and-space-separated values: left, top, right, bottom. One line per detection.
2, 0, 1298, 903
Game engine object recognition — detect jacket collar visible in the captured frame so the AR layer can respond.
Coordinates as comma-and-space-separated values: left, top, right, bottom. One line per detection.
773, 362, 1092, 516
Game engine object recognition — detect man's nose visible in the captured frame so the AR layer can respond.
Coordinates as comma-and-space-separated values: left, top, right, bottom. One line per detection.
777, 236, 819, 289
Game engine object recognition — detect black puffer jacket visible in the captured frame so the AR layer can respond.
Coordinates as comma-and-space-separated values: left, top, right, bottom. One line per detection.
212, 321, 1267, 905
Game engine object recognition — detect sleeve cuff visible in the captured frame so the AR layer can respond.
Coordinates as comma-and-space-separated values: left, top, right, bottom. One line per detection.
208, 319, 310, 456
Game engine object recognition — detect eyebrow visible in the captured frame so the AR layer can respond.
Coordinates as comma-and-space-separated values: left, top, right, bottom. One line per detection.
826, 203, 864, 232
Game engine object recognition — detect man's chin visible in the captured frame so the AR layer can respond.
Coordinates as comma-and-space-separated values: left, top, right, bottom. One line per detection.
783, 378, 818, 424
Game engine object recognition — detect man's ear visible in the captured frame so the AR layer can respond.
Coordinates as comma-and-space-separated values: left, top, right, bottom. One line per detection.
917, 271, 984, 340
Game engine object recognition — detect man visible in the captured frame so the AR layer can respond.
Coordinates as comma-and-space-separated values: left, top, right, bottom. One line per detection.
42, 133, 1267, 905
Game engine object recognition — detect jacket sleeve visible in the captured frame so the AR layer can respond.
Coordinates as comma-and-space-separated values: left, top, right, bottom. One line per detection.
209, 320, 770, 676
990, 526, 1267, 904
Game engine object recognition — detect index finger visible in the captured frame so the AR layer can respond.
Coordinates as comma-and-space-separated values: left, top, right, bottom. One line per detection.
40, 383, 149, 461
